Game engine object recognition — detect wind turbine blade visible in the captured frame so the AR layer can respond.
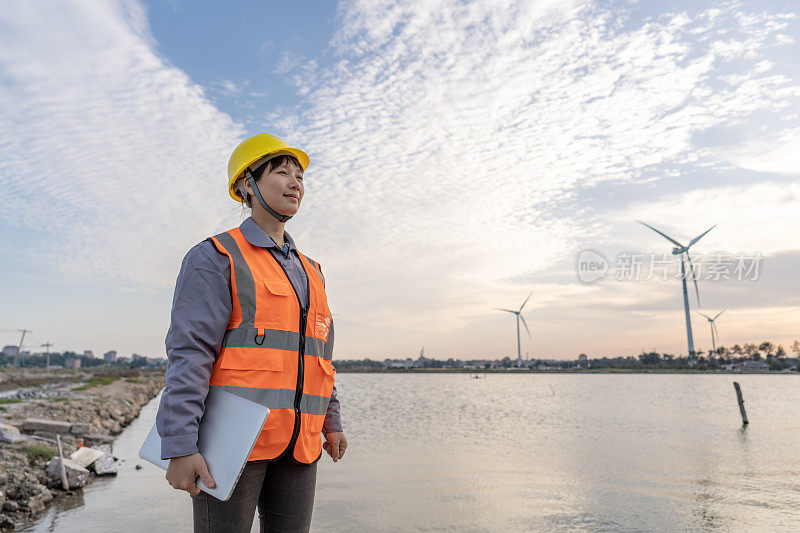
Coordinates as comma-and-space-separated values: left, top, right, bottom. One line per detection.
637, 220, 684, 248
494, 308, 517, 314
519, 292, 533, 312
713, 309, 726, 320
520, 315, 532, 337
686, 253, 700, 306
687, 224, 717, 248
696, 311, 712, 320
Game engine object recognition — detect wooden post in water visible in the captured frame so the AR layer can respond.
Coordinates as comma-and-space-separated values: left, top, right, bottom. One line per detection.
733, 382, 748, 425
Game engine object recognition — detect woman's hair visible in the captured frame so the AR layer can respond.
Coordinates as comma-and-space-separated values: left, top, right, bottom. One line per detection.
235, 154, 302, 208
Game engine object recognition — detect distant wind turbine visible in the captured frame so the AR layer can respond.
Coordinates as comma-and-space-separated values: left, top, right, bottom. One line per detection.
637, 221, 716, 361
495, 292, 532, 368
697, 309, 726, 358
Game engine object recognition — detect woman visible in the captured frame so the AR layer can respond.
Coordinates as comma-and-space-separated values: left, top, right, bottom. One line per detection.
156, 133, 347, 532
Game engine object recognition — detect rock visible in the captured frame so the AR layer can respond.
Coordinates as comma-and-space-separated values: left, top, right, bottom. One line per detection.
135, 464, 142, 470
22, 419, 72, 435
69, 423, 92, 435
90, 444, 116, 476
1, 502, 18, 512
5, 473, 41, 500
45, 458, 89, 489
0, 424, 25, 444
0, 513, 14, 530
82, 434, 113, 446
23, 489, 52, 514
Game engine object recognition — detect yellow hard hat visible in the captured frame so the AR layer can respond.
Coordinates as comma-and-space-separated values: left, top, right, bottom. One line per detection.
227, 133, 310, 202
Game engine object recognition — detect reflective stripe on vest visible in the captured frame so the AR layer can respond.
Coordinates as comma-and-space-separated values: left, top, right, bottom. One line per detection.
210, 385, 331, 415
221, 326, 331, 359
207, 227, 334, 464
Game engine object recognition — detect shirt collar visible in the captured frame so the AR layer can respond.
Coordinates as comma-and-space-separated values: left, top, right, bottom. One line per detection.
240, 216, 297, 252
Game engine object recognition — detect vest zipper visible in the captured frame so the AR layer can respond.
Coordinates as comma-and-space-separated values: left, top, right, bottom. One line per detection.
291, 306, 308, 448
270, 256, 309, 455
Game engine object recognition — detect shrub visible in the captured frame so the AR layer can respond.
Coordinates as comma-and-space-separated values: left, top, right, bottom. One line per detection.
0, 398, 23, 404
74, 376, 118, 390
24, 443, 57, 464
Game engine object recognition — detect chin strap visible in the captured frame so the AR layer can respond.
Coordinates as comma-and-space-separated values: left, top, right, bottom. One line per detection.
245, 169, 293, 222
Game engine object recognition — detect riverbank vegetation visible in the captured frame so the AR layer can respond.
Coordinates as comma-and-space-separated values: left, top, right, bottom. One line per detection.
334, 339, 800, 373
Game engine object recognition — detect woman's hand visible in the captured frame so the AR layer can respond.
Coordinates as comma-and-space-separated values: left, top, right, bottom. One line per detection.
323, 432, 348, 462
165, 453, 216, 495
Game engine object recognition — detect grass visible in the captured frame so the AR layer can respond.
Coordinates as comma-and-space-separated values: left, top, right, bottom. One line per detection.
24, 443, 57, 464
74, 376, 118, 390
52, 397, 70, 404
0, 398, 24, 404
124, 378, 139, 383
0, 406, 6, 411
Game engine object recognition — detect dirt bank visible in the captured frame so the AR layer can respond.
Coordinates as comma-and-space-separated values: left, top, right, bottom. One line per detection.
0, 370, 165, 529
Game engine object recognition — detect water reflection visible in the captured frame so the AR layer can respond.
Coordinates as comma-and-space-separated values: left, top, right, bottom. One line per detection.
18, 374, 800, 532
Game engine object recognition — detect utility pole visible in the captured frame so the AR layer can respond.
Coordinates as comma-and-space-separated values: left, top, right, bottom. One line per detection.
14, 329, 32, 368
41, 342, 53, 369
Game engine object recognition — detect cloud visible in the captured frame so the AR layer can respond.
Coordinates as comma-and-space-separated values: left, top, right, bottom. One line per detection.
621, 181, 800, 255
0, 0, 245, 288
273, 0, 800, 333
1, 0, 798, 358
727, 127, 800, 174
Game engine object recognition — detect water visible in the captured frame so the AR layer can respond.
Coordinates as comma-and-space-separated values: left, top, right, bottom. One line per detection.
18, 374, 800, 532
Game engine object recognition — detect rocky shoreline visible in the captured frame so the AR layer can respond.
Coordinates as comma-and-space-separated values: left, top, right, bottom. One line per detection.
0, 370, 165, 530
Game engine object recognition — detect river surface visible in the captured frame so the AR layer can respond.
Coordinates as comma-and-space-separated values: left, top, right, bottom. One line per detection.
17, 373, 800, 532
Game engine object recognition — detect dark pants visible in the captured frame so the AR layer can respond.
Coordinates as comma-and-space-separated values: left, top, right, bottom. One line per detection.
191, 455, 318, 533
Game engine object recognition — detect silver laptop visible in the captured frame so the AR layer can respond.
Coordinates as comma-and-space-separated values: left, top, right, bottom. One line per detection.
139, 386, 269, 501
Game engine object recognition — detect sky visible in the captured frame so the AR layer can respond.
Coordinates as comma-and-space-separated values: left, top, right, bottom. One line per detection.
0, 0, 798, 361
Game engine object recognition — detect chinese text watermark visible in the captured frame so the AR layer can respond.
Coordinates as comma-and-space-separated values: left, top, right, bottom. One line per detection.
577, 251, 762, 284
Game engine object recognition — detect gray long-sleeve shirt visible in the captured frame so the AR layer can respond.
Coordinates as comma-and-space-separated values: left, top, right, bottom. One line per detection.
156, 217, 342, 459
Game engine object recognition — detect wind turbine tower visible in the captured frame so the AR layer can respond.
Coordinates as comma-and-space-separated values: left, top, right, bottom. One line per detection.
697, 310, 726, 359
496, 292, 533, 367
638, 221, 716, 363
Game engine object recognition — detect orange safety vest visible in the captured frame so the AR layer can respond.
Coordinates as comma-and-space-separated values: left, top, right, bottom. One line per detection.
207, 227, 335, 463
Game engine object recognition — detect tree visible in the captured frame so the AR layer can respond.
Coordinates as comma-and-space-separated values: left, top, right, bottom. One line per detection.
639, 351, 661, 365
791, 340, 800, 357
759, 341, 774, 357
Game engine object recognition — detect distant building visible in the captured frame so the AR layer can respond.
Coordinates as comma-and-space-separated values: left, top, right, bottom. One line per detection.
578, 354, 589, 369
2, 345, 19, 357
104, 350, 117, 363
83, 350, 94, 358
65, 356, 81, 369
739, 360, 769, 372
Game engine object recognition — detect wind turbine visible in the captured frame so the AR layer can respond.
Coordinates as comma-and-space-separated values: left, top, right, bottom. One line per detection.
637, 221, 716, 362
496, 292, 532, 367
697, 309, 726, 358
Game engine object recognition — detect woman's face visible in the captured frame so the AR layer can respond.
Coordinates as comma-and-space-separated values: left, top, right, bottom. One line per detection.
247, 158, 304, 216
